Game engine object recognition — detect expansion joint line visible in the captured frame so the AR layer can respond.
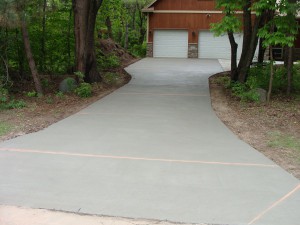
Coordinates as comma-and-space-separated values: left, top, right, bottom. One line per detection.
0, 147, 278, 168
248, 183, 300, 224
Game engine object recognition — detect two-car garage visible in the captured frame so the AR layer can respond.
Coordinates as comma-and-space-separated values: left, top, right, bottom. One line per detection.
152, 30, 245, 59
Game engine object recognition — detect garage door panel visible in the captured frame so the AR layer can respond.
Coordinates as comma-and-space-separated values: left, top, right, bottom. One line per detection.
198, 31, 243, 60
154, 30, 188, 58
198, 31, 258, 60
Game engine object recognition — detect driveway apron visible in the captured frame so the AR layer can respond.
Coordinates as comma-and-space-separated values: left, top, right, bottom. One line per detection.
0, 58, 299, 225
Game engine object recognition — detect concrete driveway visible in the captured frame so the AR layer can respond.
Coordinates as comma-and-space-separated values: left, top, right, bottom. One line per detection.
0, 58, 299, 225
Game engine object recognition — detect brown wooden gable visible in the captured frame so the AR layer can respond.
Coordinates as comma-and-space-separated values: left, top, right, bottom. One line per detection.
147, 0, 217, 11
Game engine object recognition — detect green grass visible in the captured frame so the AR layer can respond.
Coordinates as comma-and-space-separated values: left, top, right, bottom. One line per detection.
268, 131, 300, 151
0, 122, 13, 136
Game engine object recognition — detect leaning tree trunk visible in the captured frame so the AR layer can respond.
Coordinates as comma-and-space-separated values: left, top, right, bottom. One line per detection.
236, 0, 265, 83
21, 16, 43, 95
228, 32, 238, 79
73, 0, 103, 83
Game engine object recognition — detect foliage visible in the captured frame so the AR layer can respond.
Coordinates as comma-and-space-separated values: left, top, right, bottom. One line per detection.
74, 82, 92, 98
55, 91, 64, 98
97, 0, 150, 52
0, 87, 9, 102
0, 99, 26, 109
27, 91, 37, 97
249, 64, 300, 92
130, 42, 147, 57
230, 82, 260, 102
103, 72, 119, 85
97, 53, 120, 70
65, 77, 77, 91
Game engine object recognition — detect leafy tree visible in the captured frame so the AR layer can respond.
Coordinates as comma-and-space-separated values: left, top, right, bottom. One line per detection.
211, 1, 242, 80
254, 0, 299, 101
0, 0, 43, 94
211, 0, 267, 83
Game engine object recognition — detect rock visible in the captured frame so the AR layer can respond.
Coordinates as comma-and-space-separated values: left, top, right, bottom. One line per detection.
256, 88, 267, 102
59, 78, 78, 93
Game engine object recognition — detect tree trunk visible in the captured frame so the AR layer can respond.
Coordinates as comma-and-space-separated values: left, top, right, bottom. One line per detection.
105, 16, 113, 39
228, 32, 238, 79
41, 0, 47, 72
258, 38, 266, 64
21, 16, 43, 95
286, 47, 294, 95
267, 46, 274, 103
137, 1, 146, 44
73, 0, 103, 83
236, 1, 265, 83
67, 7, 72, 74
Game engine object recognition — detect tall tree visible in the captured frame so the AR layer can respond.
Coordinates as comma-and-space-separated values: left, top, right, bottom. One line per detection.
72, 0, 103, 83
255, 0, 299, 101
0, 0, 43, 94
211, 0, 266, 83
211, 1, 242, 80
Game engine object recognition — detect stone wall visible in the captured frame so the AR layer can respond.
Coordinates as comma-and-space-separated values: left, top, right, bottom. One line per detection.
146, 43, 153, 57
188, 44, 198, 58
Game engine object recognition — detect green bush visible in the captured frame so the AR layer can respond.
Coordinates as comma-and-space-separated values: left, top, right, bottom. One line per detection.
55, 91, 64, 98
0, 99, 26, 110
74, 82, 92, 98
97, 53, 120, 70
27, 91, 38, 97
103, 72, 119, 85
0, 87, 9, 103
231, 82, 260, 102
248, 63, 300, 93
130, 43, 147, 57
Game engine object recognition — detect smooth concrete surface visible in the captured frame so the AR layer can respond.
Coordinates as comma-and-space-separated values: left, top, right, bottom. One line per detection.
0, 58, 299, 225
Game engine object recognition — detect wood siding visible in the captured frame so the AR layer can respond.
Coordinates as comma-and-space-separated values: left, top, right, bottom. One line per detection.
152, 0, 217, 11
148, 13, 235, 43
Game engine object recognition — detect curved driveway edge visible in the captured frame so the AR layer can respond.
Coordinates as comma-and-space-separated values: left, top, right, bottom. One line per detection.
0, 58, 299, 225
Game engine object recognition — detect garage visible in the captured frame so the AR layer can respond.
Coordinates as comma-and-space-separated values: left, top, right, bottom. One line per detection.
198, 31, 244, 60
153, 30, 188, 58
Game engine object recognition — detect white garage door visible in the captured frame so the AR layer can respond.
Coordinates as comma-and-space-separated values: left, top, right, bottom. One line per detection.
153, 30, 188, 58
198, 31, 244, 60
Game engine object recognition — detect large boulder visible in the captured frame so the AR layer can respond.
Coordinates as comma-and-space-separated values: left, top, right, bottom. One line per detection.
59, 78, 78, 93
256, 88, 267, 103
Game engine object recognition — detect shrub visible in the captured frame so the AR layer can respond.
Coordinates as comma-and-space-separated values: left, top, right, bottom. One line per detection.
55, 91, 64, 98
103, 72, 119, 85
0, 87, 8, 103
130, 43, 147, 57
27, 91, 37, 97
97, 53, 120, 70
0, 99, 26, 110
74, 82, 92, 98
231, 82, 260, 102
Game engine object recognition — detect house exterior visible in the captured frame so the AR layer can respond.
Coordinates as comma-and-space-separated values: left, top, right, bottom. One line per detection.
143, 0, 247, 59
